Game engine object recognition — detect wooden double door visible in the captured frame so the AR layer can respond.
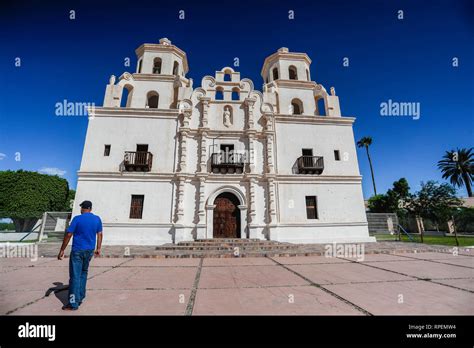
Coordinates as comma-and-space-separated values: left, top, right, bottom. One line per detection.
213, 192, 240, 238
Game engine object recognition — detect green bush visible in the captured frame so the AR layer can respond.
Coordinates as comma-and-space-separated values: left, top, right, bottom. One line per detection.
454, 207, 474, 233
0, 222, 15, 231
0, 170, 70, 231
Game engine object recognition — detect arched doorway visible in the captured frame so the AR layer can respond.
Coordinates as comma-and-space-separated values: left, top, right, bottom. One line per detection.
213, 192, 241, 238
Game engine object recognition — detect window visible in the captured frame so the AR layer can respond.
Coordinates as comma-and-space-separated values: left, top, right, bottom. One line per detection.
171, 86, 179, 109
173, 61, 179, 76
104, 145, 111, 156
291, 98, 303, 115
147, 92, 159, 108
289, 66, 298, 80
153, 58, 162, 74
215, 88, 224, 100
306, 69, 310, 81
120, 85, 133, 108
134, 145, 149, 166
224, 71, 232, 81
136, 144, 148, 152
129, 195, 144, 219
305, 196, 318, 219
317, 98, 326, 116
137, 59, 143, 73
220, 144, 234, 154
231, 88, 239, 101
302, 149, 313, 157
272, 68, 279, 80
334, 150, 341, 161
220, 144, 234, 164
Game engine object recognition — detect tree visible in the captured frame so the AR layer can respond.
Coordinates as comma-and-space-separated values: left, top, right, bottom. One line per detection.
367, 178, 411, 214
407, 181, 462, 242
390, 178, 410, 199
452, 207, 474, 233
357, 136, 377, 195
64, 189, 76, 211
438, 147, 474, 197
367, 194, 392, 213
0, 170, 70, 232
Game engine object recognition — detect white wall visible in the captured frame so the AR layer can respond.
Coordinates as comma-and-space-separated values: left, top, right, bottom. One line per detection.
127, 80, 176, 109
276, 88, 317, 115
80, 116, 178, 173
274, 122, 361, 176
277, 182, 367, 224
73, 180, 174, 224
141, 51, 184, 76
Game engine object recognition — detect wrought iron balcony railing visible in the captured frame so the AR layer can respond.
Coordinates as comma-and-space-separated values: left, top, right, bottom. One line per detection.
297, 155, 324, 174
123, 151, 153, 172
211, 152, 244, 174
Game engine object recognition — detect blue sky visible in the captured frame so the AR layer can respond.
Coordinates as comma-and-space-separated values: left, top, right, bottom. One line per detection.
0, 0, 473, 198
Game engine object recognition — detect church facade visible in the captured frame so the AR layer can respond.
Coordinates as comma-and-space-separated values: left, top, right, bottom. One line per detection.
73, 38, 375, 245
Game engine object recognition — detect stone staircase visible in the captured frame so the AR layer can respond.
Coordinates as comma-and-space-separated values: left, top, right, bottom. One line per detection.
41, 212, 70, 243
366, 213, 399, 234
154, 238, 307, 258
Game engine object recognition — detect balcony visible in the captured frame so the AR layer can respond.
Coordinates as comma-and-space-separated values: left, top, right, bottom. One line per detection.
123, 151, 153, 172
297, 156, 324, 174
211, 152, 244, 174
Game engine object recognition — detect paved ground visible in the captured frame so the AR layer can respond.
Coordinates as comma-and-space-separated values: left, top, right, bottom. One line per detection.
1, 249, 473, 315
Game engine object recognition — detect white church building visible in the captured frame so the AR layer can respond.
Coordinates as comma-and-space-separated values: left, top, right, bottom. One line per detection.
73, 38, 375, 245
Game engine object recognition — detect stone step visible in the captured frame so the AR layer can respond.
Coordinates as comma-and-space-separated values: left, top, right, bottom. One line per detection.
42, 233, 65, 243
156, 245, 301, 251
176, 242, 288, 247
178, 239, 291, 246
153, 239, 304, 256
35, 241, 452, 259
44, 239, 64, 244
146, 250, 325, 258
151, 238, 304, 257
194, 238, 262, 243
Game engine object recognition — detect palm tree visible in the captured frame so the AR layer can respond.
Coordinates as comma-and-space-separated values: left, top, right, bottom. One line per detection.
438, 147, 474, 197
357, 136, 377, 195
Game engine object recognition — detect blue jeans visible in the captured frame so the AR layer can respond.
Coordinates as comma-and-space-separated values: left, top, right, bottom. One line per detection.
68, 249, 94, 309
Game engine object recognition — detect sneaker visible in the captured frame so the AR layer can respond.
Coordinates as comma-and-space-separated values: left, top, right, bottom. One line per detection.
62, 304, 78, 311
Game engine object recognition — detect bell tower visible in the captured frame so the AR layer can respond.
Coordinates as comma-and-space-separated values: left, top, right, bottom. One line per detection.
261, 47, 339, 117
103, 38, 192, 110
135, 38, 188, 76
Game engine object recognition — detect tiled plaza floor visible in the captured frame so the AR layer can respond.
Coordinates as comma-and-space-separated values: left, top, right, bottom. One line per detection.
1, 248, 472, 315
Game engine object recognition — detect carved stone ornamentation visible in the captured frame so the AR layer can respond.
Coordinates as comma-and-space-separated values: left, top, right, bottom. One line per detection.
199, 97, 210, 128
267, 179, 277, 223
178, 130, 188, 172
199, 131, 207, 172
175, 177, 185, 223
122, 72, 132, 81
223, 106, 232, 127
245, 97, 256, 129
248, 178, 257, 224
198, 178, 206, 224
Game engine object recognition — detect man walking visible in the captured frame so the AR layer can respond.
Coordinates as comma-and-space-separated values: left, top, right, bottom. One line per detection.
57, 200, 103, 310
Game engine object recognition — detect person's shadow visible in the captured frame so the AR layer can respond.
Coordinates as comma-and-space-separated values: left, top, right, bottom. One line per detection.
45, 282, 69, 306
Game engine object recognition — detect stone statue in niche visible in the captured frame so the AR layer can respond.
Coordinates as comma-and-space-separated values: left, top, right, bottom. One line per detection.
223, 106, 232, 127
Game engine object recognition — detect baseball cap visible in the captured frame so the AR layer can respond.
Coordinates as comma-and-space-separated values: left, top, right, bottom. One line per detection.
79, 200, 92, 209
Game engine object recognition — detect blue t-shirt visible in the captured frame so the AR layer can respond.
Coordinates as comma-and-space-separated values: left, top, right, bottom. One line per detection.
67, 212, 103, 251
